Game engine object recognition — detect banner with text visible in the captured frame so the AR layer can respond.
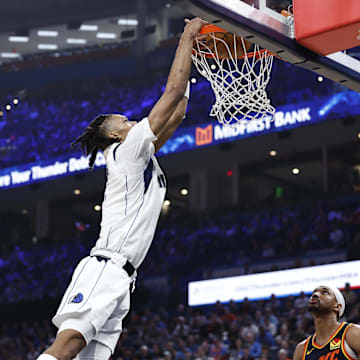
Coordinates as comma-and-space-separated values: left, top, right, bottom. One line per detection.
188, 260, 360, 306
1, 91, 359, 190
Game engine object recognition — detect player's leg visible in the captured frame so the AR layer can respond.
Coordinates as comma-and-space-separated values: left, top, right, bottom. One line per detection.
37, 329, 86, 360
37, 256, 100, 360
78, 340, 112, 360
84, 268, 131, 359
74, 282, 129, 360
40, 255, 131, 360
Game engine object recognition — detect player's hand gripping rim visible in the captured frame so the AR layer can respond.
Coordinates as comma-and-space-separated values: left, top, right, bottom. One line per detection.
184, 17, 208, 41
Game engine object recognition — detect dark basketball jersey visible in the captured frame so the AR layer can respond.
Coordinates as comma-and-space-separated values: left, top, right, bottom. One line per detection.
302, 322, 357, 360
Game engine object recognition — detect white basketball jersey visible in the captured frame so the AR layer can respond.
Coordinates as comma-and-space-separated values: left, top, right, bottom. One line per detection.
90, 118, 166, 269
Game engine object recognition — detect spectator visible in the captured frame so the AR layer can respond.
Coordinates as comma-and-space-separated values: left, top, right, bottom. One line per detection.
254, 310, 264, 327
194, 340, 210, 360
263, 316, 277, 337
241, 317, 259, 338
278, 348, 291, 360
294, 291, 308, 310
329, 222, 344, 248
269, 294, 281, 312
138, 345, 150, 360
264, 307, 279, 330
347, 304, 360, 323
173, 316, 190, 338
242, 346, 255, 360
275, 323, 289, 347
175, 339, 189, 360
347, 232, 360, 261
229, 338, 244, 360
151, 344, 164, 360
342, 282, 357, 307
256, 326, 275, 348
1, 286, 360, 359
244, 332, 262, 359
328, 208, 343, 222
240, 298, 255, 316
209, 336, 228, 360
289, 321, 308, 347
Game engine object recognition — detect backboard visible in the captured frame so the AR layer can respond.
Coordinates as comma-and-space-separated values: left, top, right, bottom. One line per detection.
175, 0, 360, 92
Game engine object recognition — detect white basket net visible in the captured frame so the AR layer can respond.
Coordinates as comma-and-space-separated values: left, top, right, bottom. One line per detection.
192, 31, 276, 127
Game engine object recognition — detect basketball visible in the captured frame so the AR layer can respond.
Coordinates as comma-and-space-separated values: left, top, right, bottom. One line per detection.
202, 31, 252, 59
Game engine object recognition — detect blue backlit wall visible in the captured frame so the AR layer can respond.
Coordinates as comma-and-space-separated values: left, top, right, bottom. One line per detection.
0, 91, 359, 190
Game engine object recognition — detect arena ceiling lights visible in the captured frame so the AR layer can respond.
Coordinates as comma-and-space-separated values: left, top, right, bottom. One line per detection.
96, 32, 117, 39
38, 44, 58, 50
37, 30, 59, 37
117, 19, 138, 26
0, 52, 21, 58
0, 15, 139, 62
66, 38, 87, 45
8, 36, 29, 43
79, 24, 98, 31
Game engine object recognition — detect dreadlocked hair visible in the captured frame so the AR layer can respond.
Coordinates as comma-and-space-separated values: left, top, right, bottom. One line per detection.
71, 114, 117, 170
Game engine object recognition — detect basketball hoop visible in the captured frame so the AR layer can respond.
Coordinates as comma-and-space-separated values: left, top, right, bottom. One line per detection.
192, 24, 276, 127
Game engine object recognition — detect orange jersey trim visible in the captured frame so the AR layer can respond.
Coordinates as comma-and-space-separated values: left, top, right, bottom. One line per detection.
341, 324, 357, 360
302, 337, 311, 360
312, 322, 346, 349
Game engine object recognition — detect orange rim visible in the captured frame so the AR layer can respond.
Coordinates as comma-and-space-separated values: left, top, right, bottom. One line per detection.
199, 24, 227, 35
195, 24, 282, 60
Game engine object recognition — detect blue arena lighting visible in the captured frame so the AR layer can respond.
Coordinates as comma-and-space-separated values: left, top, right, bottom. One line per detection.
0, 90, 359, 190
318, 91, 360, 117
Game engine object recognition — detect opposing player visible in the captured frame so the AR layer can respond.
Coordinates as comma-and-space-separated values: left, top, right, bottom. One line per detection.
293, 285, 360, 360
37, 17, 207, 360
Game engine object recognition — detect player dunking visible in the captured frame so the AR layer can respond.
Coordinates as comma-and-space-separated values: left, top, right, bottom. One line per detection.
293, 285, 360, 360
37, 17, 207, 360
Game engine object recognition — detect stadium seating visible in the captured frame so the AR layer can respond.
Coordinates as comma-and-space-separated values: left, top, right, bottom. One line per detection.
0, 59, 339, 169
1, 197, 359, 307
1, 287, 359, 360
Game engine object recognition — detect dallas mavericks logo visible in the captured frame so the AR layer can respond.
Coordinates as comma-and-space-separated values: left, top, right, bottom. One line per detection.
69, 293, 83, 304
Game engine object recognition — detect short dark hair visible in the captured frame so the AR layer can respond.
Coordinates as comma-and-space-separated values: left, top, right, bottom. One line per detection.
71, 114, 116, 170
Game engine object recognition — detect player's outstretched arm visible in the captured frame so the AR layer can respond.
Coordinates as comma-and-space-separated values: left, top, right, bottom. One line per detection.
148, 17, 206, 136
153, 95, 188, 152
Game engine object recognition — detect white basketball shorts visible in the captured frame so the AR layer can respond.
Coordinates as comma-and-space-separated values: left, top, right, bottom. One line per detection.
52, 255, 133, 353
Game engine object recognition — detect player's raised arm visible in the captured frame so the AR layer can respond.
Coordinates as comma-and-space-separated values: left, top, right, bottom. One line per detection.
153, 95, 188, 153
148, 17, 206, 136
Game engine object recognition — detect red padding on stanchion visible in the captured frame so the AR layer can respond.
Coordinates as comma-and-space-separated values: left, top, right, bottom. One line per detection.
294, 0, 360, 55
